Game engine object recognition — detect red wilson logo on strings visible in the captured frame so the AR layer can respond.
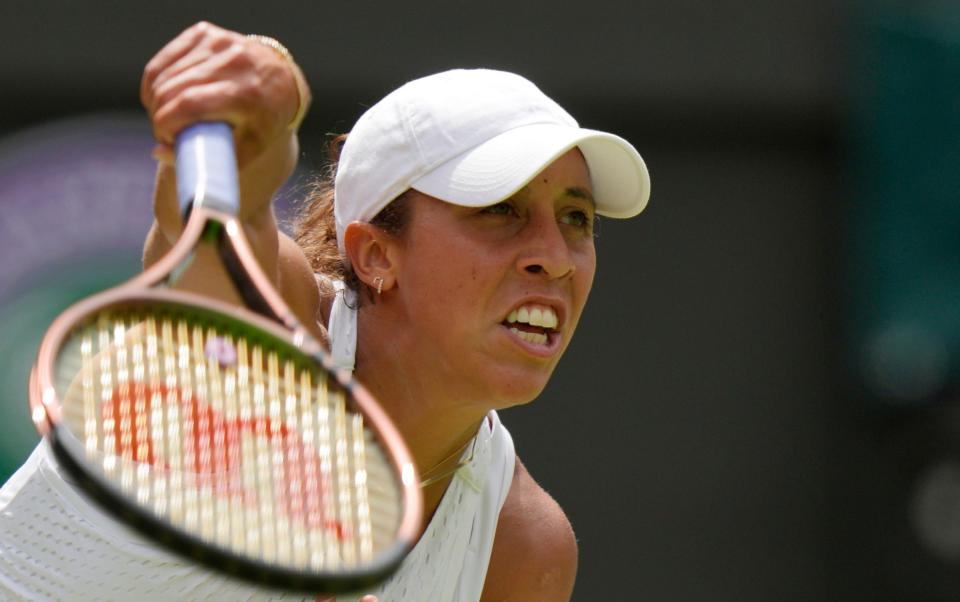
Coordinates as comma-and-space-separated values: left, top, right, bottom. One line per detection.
101, 380, 350, 541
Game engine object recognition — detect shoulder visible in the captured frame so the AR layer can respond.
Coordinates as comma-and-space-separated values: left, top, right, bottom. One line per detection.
276, 232, 328, 344
480, 457, 578, 601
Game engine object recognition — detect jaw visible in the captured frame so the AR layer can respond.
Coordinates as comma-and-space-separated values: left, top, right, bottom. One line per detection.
473, 322, 573, 407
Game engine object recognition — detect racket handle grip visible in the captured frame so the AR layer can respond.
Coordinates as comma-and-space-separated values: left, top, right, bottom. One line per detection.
174, 122, 240, 216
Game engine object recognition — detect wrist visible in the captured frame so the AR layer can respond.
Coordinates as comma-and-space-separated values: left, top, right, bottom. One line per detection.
238, 130, 299, 220
246, 34, 312, 132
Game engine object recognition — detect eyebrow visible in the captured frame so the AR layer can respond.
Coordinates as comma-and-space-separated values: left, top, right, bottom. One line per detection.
508, 185, 596, 206
565, 186, 596, 207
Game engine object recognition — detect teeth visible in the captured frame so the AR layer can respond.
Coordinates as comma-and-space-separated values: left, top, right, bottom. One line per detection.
509, 327, 548, 345
505, 305, 558, 329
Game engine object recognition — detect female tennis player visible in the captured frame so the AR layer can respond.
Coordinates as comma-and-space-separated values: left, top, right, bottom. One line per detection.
0, 21, 649, 600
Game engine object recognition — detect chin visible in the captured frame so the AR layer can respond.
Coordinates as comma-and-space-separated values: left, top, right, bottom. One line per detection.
466, 354, 560, 410
486, 374, 552, 410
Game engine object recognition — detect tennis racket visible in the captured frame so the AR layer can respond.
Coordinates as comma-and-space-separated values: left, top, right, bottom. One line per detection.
28, 122, 422, 593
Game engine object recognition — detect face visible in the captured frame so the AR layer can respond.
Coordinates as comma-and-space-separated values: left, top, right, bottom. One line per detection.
387, 148, 597, 409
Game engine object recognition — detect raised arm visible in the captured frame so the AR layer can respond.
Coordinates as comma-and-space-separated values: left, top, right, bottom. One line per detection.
140, 22, 323, 340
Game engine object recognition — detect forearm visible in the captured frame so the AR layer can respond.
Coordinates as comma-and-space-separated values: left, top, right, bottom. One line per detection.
145, 128, 298, 277
143, 128, 322, 341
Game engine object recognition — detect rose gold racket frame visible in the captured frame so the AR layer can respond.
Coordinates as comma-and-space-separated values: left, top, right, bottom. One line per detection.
29, 203, 422, 591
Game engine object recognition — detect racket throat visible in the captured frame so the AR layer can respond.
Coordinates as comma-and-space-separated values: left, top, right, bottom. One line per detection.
167, 220, 283, 324
166, 223, 246, 308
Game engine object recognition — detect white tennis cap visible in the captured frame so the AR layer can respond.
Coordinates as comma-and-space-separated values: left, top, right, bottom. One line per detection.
334, 68, 650, 248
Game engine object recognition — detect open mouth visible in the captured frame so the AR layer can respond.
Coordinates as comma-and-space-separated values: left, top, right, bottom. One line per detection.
502, 304, 560, 346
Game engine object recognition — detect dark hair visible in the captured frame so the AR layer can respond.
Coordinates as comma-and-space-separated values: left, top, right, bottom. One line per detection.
293, 134, 411, 295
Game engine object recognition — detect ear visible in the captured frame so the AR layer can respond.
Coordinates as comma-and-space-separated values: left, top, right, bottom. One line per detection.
343, 221, 398, 293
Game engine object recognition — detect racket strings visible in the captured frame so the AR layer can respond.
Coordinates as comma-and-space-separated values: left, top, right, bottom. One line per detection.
54, 309, 400, 571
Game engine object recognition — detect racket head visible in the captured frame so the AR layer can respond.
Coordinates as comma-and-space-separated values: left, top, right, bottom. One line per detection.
29, 283, 421, 593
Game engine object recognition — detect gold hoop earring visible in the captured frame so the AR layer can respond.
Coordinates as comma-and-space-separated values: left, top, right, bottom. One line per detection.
373, 276, 384, 295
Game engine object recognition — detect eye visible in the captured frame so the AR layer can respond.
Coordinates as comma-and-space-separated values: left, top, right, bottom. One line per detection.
481, 202, 516, 216
560, 209, 593, 229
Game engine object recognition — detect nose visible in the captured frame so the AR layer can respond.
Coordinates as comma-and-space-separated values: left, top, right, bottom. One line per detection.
515, 212, 576, 280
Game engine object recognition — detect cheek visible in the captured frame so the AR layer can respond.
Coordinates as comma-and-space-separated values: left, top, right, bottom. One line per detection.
569, 247, 597, 323
401, 239, 490, 316
576, 245, 597, 296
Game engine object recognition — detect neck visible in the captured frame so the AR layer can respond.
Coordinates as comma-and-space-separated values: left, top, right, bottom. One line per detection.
354, 306, 490, 525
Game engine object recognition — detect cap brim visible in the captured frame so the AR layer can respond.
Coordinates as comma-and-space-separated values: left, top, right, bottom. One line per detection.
410, 122, 650, 218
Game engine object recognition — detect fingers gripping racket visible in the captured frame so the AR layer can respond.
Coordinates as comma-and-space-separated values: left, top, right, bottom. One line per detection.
28, 123, 422, 593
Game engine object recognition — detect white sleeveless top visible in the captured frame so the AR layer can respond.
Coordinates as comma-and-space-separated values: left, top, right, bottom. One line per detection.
0, 281, 516, 601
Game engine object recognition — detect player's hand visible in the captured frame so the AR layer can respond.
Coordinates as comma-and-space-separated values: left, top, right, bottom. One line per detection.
141, 21, 307, 168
